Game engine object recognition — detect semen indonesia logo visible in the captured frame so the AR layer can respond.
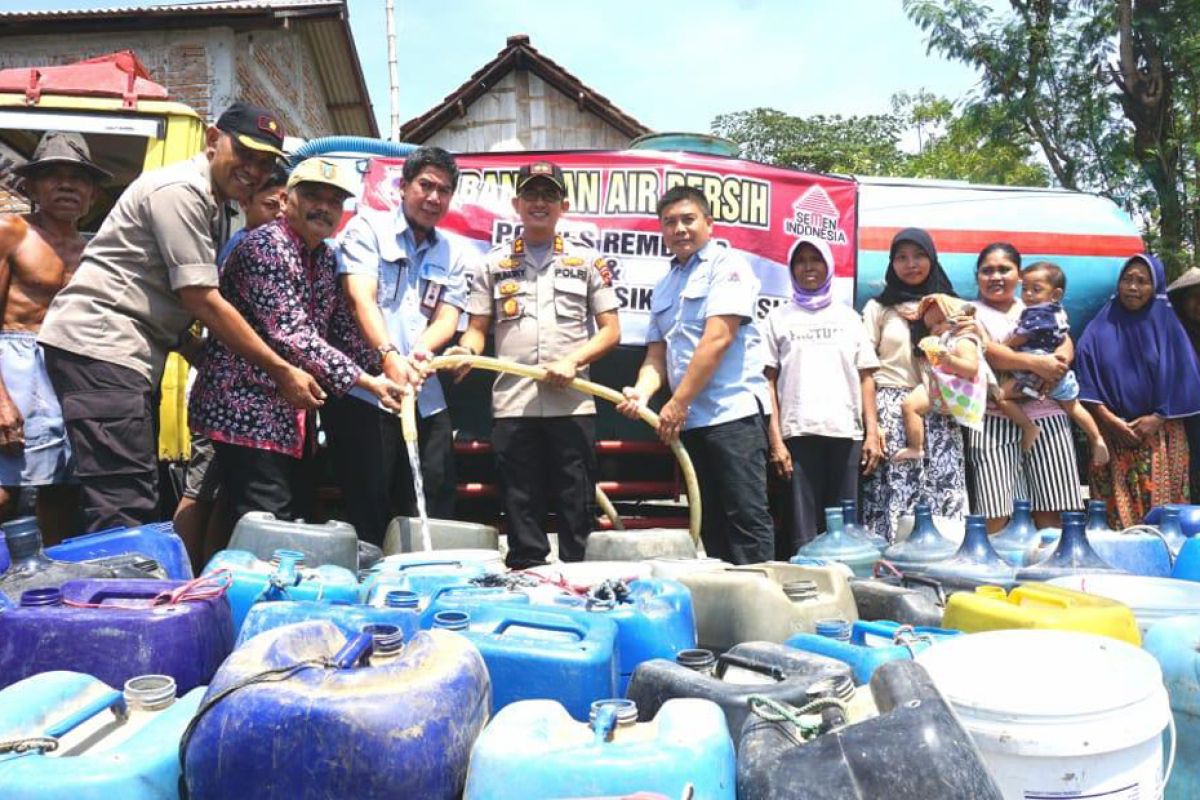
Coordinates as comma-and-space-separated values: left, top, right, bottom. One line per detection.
784, 185, 848, 245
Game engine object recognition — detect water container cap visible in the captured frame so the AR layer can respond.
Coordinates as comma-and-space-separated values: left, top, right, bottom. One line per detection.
809, 674, 855, 702
1163, 507, 1182, 520
384, 590, 420, 609
589, 698, 637, 726
814, 618, 852, 640
916, 629, 1164, 718
1, 517, 43, 559
269, 549, 306, 567
675, 648, 717, 672
362, 623, 404, 655
431, 610, 470, 631
123, 674, 177, 711
19, 587, 62, 606
782, 580, 819, 602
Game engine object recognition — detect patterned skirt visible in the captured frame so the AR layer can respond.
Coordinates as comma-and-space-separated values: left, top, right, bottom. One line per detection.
861, 386, 969, 541
1089, 418, 1190, 529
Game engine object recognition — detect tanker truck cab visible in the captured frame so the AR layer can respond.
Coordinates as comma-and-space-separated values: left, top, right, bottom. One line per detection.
0, 52, 207, 463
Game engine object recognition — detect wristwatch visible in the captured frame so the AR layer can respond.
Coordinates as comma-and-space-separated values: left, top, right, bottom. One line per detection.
378, 343, 400, 359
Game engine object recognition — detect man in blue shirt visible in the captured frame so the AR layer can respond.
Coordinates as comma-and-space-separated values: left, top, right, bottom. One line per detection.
325, 147, 470, 546
618, 186, 774, 563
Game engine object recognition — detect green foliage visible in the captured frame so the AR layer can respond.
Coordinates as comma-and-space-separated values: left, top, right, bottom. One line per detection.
710, 96, 1049, 187
903, 0, 1200, 275
710, 108, 908, 176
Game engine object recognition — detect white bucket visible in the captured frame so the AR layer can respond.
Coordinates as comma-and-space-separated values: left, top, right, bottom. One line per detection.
1048, 574, 1200, 636
917, 629, 1173, 800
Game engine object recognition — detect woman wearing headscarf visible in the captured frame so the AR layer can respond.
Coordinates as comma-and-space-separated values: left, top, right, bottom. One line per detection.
1168, 267, 1200, 497
1078, 254, 1200, 527
764, 236, 881, 549
859, 228, 967, 540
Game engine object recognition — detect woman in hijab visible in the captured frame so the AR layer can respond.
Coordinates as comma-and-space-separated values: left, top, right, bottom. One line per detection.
1168, 267, 1200, 497
1078, 254, 1200, 527
859, 228, 967, 540
764, 236, 881, 549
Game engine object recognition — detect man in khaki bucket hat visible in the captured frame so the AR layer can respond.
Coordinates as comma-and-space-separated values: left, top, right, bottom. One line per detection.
0, 131, 110, 539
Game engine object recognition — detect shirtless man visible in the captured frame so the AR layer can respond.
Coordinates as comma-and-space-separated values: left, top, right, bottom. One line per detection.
0, 132, 107, 541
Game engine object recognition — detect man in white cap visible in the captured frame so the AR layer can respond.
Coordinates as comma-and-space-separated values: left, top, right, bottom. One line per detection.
0, 132, 108, 540
37, 101, 328, 531
189, 158, 409, 527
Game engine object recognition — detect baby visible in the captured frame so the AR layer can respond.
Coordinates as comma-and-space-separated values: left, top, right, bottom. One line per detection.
893, 294, 991, 461
993, 262, 1109, 465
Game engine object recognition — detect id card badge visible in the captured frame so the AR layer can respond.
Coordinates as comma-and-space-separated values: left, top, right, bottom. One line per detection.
420, 279, 445, 316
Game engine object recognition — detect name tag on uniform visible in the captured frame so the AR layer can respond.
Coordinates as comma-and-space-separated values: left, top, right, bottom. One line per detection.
421, 280, 444, 312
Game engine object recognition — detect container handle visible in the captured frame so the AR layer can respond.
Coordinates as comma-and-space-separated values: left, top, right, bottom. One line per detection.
1159, 711, 1177, 799
387, 559, 465, 571
716, 653, 785, 681
1122, 524, 1175, 569
18, 688, 127, 747
495, 619, 584, 640
898, 574, 948, 606
331, 632, 374, 669
1010, 584, 1072, 609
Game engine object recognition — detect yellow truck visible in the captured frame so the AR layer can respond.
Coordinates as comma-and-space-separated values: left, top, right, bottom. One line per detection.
0, 51, 204, 465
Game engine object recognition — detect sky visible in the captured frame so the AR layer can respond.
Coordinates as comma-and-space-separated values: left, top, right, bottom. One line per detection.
22, 0, 984, 137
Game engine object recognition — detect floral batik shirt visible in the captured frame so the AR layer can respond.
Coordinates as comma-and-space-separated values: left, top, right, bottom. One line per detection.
190, 218, 378, 458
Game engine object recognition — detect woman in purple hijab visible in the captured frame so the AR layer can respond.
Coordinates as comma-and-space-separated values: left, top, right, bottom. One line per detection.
1078, 254, 1200, 527
763, 236, 882, 548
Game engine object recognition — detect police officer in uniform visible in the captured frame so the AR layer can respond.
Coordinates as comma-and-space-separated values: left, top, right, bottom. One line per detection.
455, 161, 620, 568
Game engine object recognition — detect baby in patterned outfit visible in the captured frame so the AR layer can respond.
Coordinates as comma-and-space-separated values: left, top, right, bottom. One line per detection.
894, 294, 994, 461
994, 262, 1109, 464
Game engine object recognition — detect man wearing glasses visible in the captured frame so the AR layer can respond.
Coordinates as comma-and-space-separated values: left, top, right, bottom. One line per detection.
38, 102, 326, 531
325, 146, 471, 547
457, 160, 620, 568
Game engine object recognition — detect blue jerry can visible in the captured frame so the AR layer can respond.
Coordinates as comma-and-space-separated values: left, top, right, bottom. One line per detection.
0, 671, 203, 800
464, 697, 736, 800
359, 554, 496, 604
182, 619, 491, 799
543, 578, 697, 695
46, 521, 193, 580
0, 578, 233, 693
785, 619, 961, 684
202, 548, 359, 633
428, 602, 619, 719
236, 599, 421, 647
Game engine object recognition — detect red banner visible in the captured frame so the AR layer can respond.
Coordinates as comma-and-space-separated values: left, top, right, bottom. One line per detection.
361, 151, 857, 344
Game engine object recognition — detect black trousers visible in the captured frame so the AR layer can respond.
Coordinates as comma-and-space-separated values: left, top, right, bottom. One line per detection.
785, 435, 862, 552
492, 416, 596, 568
680, 413, 775, 565
43, 346, 158, 532
322, 396, 456, 547
213, 441, 317, 530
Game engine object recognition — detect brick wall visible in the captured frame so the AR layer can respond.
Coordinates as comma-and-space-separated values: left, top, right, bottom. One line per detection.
0, 26, 339, 136
0, 29, 218, 120
234, 29, 335, 139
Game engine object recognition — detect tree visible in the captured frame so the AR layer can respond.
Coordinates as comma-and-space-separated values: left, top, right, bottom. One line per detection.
710, 108, 909, 176
904, 0, 1200, 273
710, 98, 1048, 187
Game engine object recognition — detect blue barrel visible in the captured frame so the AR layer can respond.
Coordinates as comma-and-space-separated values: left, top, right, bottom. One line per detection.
543, 578, 696, 694
237, 600, 421, 647
203, 548, 359, 633
428, 603, 619, 719
0, 671, 204, 800
785, 619, 961, 684
0, 578, 233, 692
1143, 615, 1200, 799
46, 521, 193, 580
183, 620, 490, 799
464, 697, 736, 799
